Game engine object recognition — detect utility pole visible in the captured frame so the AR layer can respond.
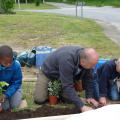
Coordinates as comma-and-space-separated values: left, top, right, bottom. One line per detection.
76, 0, 78, 17
76, 0, 84, 18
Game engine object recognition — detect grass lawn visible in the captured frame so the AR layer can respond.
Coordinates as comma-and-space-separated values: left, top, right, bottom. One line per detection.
83, 0, 120, 7
15, 3, 58, 10
59, 0, 120, 7
61, 0, 120, 7
0, 12, 120, 110
0, 12, 120, 58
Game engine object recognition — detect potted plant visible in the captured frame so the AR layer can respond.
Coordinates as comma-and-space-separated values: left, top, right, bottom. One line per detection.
0, 82, 9, 112
48, 80, 61, 105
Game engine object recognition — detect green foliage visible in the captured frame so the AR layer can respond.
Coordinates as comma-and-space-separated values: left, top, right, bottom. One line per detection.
46, 0, 63, 2
0, 0, 14, 14
45, 0, 76, 4
48, 80, 61, 97
46, 0, 120, 7
35, 0, 43, 6
15, 3, 57, 10
0, 82, 9, 95
18, 0, 34, 3
84, 0, 120, 7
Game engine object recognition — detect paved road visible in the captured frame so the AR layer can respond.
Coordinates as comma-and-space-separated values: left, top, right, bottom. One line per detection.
19, 2, 120, 45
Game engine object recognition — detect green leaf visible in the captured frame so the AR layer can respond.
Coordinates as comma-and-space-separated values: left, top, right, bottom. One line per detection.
0, 82, 9, 87
0, 82, 9, 95
48, 80, 61, 96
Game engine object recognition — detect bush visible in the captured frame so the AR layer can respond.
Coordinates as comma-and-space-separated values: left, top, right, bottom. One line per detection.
0, 0, 14, 14
45, 0, 76, 4
19, 0, 35, 3
35, 0, 43, 6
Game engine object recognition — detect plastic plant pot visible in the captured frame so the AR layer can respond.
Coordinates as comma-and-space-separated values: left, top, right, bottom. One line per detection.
49, 96, 58, 105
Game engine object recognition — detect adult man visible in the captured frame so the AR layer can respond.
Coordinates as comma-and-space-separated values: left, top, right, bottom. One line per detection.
34, 46, 99, 112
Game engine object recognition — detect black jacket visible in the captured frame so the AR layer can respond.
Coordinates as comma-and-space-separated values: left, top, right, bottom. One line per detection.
98, 59, 120, 97
42, 46, 94, 108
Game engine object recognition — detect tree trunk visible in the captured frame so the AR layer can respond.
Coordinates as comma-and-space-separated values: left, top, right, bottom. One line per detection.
25, 0, 27, 4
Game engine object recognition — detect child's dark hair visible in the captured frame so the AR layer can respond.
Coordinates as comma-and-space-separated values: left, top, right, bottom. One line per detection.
0, 45, 13, 58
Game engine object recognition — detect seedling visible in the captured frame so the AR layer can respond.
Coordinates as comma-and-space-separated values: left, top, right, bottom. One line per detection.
0, 82, 9, 109
0, 81, 9, 95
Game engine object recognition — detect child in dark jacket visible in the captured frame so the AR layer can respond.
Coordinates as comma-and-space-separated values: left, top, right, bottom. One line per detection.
93, 58, 120, 106
0, 45, 22, 111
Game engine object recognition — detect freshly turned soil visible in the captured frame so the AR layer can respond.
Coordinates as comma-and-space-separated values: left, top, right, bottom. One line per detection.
0, 105, 80, 120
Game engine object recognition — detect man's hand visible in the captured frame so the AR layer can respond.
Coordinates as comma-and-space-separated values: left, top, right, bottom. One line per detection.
99, 97, 107, 106
0, 94, 6, 103
80, 105, 93, 112
86, 98, 99, 107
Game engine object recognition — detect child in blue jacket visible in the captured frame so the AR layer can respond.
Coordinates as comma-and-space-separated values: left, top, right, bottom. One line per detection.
0, 45, 22, 110
93, 58, 120, 106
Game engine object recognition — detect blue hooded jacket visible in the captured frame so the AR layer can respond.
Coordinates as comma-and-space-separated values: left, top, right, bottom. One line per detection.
0, 60, 22, 98
97, 59, 120, 97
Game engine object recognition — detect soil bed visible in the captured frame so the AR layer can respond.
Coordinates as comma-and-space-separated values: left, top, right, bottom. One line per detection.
0, 105, 79, 120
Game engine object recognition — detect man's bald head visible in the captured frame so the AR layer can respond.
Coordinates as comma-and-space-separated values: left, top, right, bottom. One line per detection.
80, 48, 99, 69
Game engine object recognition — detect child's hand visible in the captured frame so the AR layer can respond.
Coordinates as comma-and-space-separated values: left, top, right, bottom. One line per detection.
99, 97, 107, 106
0, 94, 6, 103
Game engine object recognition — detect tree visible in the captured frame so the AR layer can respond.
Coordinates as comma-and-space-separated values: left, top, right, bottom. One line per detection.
35, 0, 43, 6
35, 0, 40, 6
0, 0, 15, 14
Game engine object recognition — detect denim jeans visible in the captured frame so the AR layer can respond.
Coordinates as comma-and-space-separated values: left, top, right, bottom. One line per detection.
2, 88, 22, 110
108, 83, 120, 100
93, 72, 120, 101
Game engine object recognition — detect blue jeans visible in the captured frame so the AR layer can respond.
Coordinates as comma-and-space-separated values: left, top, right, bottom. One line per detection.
108, 83, 120, 100
2, 89, 22, 110
93, 72, 120, 101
